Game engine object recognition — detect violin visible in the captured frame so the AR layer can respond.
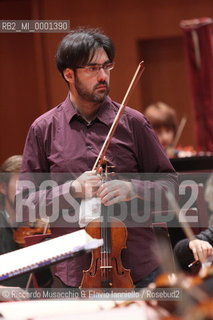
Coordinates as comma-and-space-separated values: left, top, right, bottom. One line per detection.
80, 210, 134, 289
13, 219, 51, 246
80, 161, 134, 290
152, 270, 213, 320
13, 218, 52, 289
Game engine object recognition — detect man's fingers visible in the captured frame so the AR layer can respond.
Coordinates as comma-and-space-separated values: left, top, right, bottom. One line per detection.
102, 195, 122, 206
190, 240, 213, 262
207, 247, 213, 256
100, 190, 120, 205
191, 247, 199, 261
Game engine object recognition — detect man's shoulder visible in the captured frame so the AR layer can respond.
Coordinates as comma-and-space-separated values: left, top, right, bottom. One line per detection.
112, 100, 147, 125
32, 107, 58, 126
125, 106, 146, 123
31, 97, 69, 130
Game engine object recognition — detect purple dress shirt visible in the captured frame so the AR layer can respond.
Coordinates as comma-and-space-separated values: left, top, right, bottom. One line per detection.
21, 94, 177, 286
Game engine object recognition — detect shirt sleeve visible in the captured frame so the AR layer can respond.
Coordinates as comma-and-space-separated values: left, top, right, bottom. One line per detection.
131, 118, 178, 208
196, 227, 213, 246
174, 238, 193, 270
21, 122, 50, 173
16, 123, 79, 225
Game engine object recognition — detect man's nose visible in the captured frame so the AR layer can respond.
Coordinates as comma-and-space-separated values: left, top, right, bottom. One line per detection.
97, 67, 108, 81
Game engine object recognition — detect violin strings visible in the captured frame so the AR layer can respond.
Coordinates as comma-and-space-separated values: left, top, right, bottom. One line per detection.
105, 164, 110, 286
106, 213, 109, 285
100, 164, 112, 288
105, 209, 108, 285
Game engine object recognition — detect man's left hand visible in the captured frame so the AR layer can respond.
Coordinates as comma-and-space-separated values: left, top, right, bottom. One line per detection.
96, 180, 136, 206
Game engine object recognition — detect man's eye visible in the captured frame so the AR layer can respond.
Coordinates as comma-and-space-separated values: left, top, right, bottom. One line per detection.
88, 66, 98, 72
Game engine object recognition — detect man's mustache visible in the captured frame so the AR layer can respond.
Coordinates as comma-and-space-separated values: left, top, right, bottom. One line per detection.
94, 81, 109, 89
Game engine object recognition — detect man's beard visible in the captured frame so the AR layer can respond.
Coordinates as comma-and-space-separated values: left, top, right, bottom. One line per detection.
75, 77, 109, 103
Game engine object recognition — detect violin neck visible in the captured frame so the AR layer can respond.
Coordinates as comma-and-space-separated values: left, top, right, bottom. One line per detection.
101, 205, 111, 254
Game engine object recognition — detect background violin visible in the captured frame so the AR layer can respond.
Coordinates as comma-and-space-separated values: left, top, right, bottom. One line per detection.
13, 218, 52, 289
13, 219, 51, 246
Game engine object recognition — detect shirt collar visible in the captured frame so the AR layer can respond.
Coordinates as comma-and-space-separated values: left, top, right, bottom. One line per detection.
62, 94, 116, 126
95, 96, 116, 126
62, 94, 78, 124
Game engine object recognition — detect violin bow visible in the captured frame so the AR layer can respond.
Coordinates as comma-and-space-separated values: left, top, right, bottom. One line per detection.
166, 191, 196, 242
92, 61, 145, 171
172, 116, 187, 149
165, 191, 206, 268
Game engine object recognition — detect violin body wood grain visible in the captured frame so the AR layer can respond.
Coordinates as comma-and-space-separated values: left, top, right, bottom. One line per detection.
80, 217, 134, 289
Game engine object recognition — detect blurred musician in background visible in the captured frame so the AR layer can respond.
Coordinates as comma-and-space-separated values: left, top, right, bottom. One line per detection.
0, 155, 22, 255
0, 155, 52, 290
174, 227, 213, 271
0, 155, 29, 290
144, 102, 178, 156
144, 102, 196, 158
174, 173, 213, 271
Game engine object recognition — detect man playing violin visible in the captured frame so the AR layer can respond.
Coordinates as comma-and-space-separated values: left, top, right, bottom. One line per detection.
19, 27, 177, 289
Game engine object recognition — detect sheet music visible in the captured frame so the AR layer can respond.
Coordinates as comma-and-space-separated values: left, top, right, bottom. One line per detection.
0, 230, 103, 281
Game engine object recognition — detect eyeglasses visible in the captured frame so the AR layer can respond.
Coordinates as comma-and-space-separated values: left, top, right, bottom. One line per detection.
76, 62, 114, 75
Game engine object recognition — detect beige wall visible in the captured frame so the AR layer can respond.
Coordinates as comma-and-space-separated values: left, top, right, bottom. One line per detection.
0, 0, 212, 163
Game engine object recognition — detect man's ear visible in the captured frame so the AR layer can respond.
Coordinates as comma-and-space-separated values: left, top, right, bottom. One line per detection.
0, 183, 7, 195
63, 68, 74, 83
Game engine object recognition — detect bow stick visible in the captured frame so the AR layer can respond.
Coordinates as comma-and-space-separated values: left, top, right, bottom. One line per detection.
172, 116, 187, 149
92, 61, 145, 171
